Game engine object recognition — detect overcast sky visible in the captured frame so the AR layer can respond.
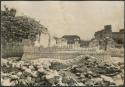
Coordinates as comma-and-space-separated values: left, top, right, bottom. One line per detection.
1, 1, 124, 40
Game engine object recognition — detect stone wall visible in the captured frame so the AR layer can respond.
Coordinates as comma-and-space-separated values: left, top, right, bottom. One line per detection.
22, 42, 111, 61
1, 42, 23, 58
112, 29, 124, 46
92, 25, 124, 49
94, 25, 112, 40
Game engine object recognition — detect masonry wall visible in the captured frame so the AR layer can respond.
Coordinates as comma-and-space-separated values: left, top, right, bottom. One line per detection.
2, 42, 23, 58
92, 25, 124, 49
112, 29, 124, 45
94, 25, 112, 40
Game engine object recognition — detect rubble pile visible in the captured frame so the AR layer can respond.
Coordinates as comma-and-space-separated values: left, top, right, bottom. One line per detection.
1, 58, 72, 86
69, 55, 123, 86
1, 55, 124, 86
50, 61, 69, 70
1, 58, 51, 86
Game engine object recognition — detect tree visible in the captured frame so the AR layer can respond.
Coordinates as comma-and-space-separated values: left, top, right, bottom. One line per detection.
1, 5, 16, 17
1, 6, 48, 44
103, 37, 110, 51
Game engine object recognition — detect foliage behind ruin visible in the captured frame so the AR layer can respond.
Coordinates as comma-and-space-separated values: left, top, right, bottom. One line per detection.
1, 6, 48, 44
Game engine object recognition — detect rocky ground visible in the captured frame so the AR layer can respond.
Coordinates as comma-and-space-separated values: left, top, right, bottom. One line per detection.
1, 55, 124, 86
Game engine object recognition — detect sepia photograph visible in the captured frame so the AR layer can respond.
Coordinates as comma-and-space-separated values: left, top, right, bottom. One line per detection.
1, 1, 124, 86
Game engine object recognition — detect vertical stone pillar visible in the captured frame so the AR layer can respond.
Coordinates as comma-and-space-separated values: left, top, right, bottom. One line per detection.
22, 39, 34, 60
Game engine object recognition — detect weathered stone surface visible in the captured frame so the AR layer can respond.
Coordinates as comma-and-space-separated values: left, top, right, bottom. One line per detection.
1, 55, 124, 86
101, 75, 114, 83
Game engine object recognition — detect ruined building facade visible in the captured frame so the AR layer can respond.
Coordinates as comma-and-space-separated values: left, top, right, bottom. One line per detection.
112, 29, 124, 48
55, 35, 81, 49
90, 25, 124, 50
